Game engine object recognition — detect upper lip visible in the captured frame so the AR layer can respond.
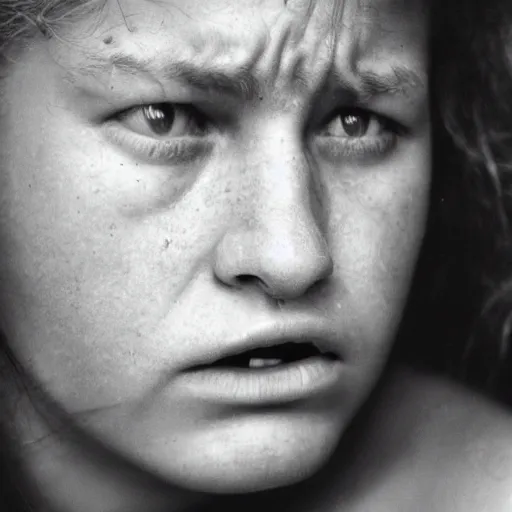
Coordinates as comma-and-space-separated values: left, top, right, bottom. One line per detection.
184, 321, 343, 370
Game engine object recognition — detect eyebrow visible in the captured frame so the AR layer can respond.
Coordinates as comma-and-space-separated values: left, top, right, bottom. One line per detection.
107, 51, 426, 102
110, 52, 263, 100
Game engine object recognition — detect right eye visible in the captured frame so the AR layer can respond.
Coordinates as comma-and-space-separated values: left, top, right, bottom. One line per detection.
104, 103, 215, 164
118, 103, 210, 139
315, 106, 404, 162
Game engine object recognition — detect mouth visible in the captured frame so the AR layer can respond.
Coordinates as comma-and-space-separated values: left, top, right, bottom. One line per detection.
178, 333, 343, 405
198, 341, 338, 370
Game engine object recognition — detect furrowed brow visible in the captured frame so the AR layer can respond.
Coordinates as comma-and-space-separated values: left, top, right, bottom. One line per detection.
333, 65, 427, 101
110, 52, 262, 101
100, 52, 425, 104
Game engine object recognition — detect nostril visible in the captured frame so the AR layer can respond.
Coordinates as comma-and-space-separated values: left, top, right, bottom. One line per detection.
235, 275, 273, 295
235, 275, 260, 287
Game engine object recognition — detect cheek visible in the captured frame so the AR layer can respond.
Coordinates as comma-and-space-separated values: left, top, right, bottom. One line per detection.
0, 121, 242, 408
0, 108, 218, 309
327, 145, 430, 356
0, 144, 179, 395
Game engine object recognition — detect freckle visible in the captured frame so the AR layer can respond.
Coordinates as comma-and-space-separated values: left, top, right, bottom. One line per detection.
163, 238, 170, 250
110, 86, 114, 90
28, 183, 31, 188
103, 35, 114, 45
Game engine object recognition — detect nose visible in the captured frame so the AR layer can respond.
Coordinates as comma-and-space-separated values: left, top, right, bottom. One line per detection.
213, 134, 333, 301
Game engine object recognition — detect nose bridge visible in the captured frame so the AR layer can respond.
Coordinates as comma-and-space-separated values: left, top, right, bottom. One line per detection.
250, 126, 311, 223
236, 117, 322, 244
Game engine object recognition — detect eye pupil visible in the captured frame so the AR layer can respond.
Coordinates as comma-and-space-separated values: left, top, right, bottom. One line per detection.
143, 104, 175, 135
341, 113, 369, 137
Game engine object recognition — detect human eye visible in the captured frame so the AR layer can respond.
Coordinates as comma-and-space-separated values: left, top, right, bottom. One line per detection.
103, 103, 215, 164
314, 107, 405, 163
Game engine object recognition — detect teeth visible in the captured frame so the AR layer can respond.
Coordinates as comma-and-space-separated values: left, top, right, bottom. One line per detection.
249, 358, 283, 368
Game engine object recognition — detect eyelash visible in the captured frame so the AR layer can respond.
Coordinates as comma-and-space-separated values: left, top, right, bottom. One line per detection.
314, 107, 404, 162
104, 103, 215, 164
104, 103, 404, 164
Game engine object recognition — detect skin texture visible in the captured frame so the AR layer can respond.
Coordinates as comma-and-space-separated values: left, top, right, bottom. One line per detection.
253, 367, 512, 512
0, 0, 428, 509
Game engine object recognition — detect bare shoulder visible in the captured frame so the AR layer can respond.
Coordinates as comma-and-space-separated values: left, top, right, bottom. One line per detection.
265, 366, 512, 512
381, 364, 512, 427
368, 365, 512, 511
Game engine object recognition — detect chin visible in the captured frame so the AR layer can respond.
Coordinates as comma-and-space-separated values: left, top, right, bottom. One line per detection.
146, 411, 345, 494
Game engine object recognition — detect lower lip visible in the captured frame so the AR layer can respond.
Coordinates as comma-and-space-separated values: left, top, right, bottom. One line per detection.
175, 356, 343, 405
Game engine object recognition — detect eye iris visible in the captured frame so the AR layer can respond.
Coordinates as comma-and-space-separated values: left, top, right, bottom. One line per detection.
341, 113, 369, 137
143, 104, 175, 135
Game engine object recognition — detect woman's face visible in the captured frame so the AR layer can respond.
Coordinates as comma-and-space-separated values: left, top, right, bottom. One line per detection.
0, 0, 429, 493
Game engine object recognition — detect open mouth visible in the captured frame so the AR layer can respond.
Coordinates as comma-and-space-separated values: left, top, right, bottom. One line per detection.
201, 342, 337, 370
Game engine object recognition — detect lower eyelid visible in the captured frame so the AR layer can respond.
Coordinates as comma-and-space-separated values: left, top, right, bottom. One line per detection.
103, 123, 215, 164
132, 138, 213, 163
314, 133, 398, 161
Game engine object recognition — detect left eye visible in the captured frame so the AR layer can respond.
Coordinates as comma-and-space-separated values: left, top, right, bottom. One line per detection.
321, 109, 386, 138
117, 103, 209, 138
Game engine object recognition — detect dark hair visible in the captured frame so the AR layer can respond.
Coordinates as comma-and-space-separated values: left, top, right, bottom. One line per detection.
395, 0, 512, 406
438, 0, 512, 403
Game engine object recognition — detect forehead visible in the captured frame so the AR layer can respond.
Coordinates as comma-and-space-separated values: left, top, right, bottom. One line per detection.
53, 0, 427, 100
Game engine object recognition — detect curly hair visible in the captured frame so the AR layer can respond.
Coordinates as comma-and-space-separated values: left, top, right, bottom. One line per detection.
394, 0, 512, 406
438, 0, 512, 403
0, 0, 86, 56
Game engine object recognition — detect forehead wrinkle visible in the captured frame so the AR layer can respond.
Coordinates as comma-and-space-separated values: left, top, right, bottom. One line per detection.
324, 0, 427, 101
108, 51, 263, 101
277, 0, 378, 100
359, 66, 426, 97
77, 3, 343, 105
68, 0, 425, 106
163, 62, 262, 101
98, 13, 272, 99
241, 2, 341, 108
284, 0, 344, 76
95, 16, 317, 103
329, 64, 427, 102
286, 0, 347, 30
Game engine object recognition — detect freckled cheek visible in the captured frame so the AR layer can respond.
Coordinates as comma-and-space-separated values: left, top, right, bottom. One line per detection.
0, 168, 171, 318
0, 177, 222, 404
327, 166, 429, 332
2, 150, 236, 321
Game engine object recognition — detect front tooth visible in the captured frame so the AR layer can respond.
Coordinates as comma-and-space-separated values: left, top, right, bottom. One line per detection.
249, 358, 282, 368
